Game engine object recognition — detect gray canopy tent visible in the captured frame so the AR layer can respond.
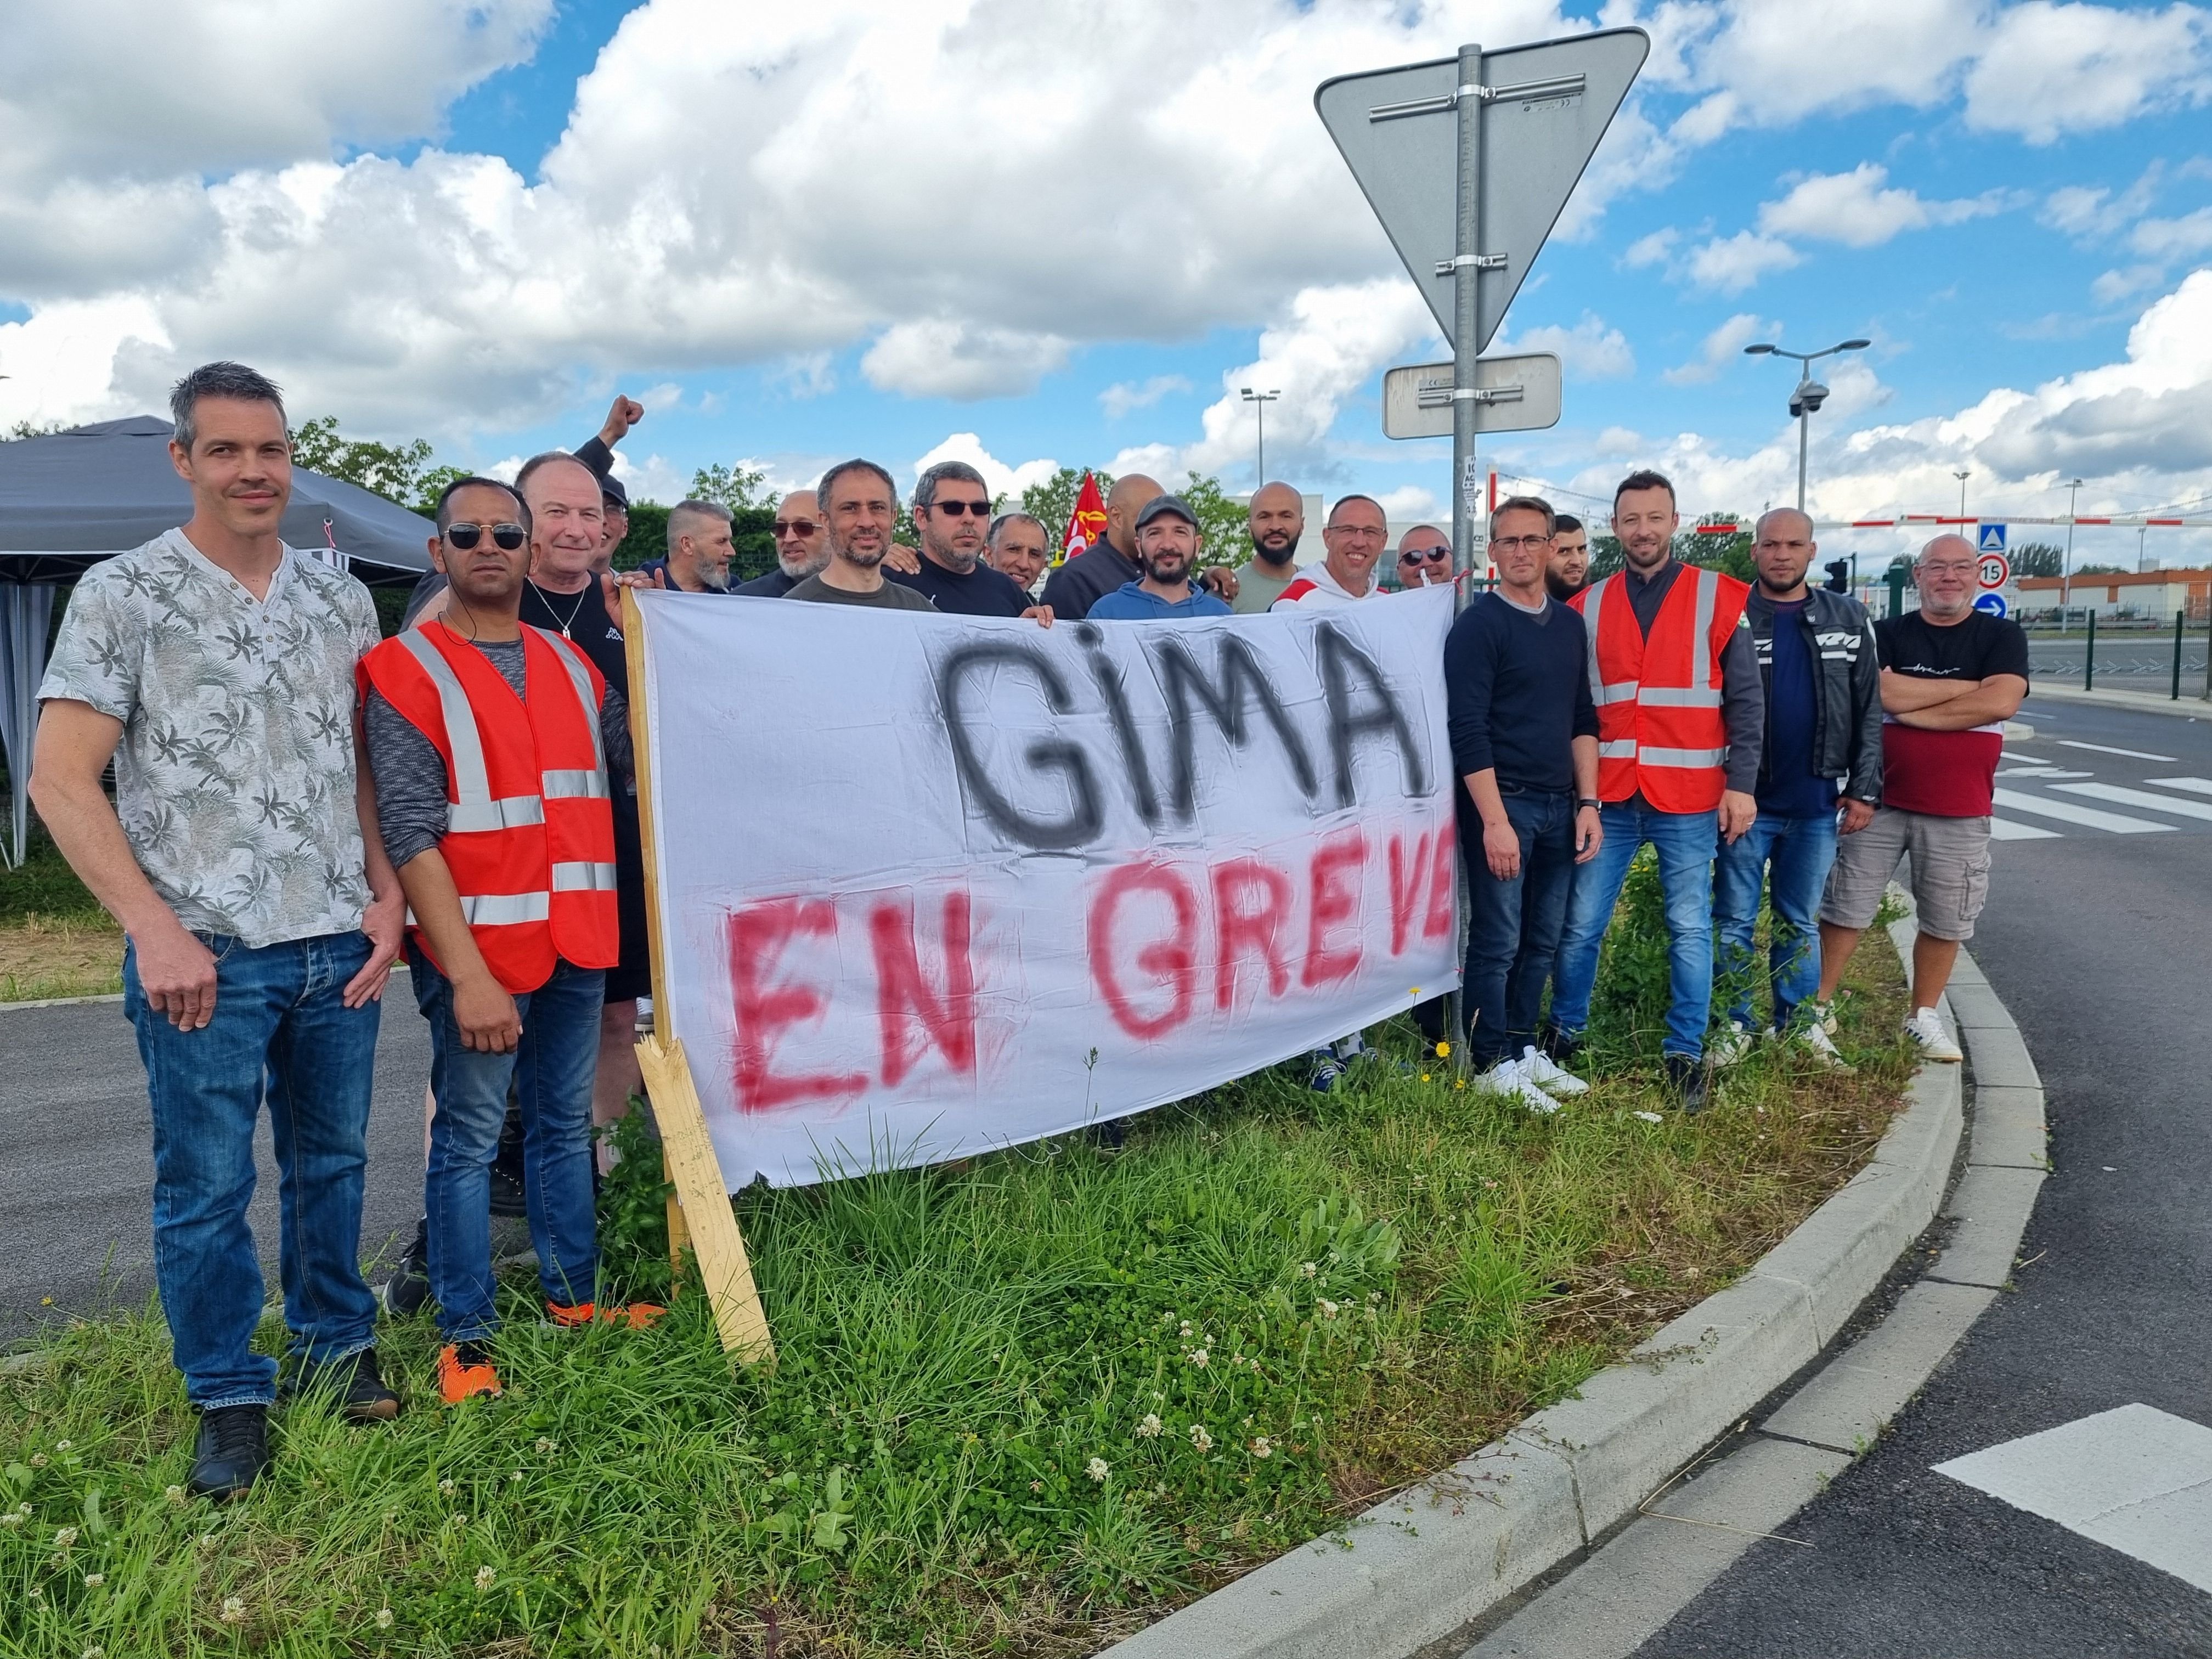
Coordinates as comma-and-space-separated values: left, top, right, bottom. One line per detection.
0, 416, 437, 867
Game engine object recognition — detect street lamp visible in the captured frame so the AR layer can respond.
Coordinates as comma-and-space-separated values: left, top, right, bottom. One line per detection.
1743, 337, 1871, 511
1240, 387, 1280, 488
1953, 470, 1971, 521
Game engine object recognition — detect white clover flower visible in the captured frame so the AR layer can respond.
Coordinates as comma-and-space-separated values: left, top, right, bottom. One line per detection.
1177, 1320, 1193, 1339
510, 1471, 523, 1482
53, 1525, 78, 1549
0, 1513, 19, 1528
475, 1566, 496, 1591
1137, 1413, 1163, 1438
29, 1454, 47, 1469
1086, 1457, 1110, 1483
220, 1597, 246, 1624
1299, 1262, 1317, 1279
82, 1647, 105, 1659
165, 1485, 185, 1506
1248, 1357, 1263, 1373
1185, 1347, 1210, 1368
1250, 1436, 1274, 1459
54, 1441, 71, 1452
1189, 1424, 1214, 1453
438, 1479, 456, 1496
375, 1609, 394, 1630
83, 1572, 104, 1587
1318, 1299, 1340, 1319
534, 1437, 556, 1455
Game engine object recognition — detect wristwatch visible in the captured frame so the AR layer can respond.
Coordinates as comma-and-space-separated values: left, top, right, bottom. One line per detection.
1577, 798, 1602, 811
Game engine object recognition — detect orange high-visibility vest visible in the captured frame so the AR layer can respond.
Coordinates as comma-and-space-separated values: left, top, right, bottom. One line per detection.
359, 620, 619, 992
1570, 564, 1748, 812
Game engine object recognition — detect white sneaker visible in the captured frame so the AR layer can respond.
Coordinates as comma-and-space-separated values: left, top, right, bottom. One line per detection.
1481, 1056, 1560, 1114
1709, 1020, 1756, 1068
1901, 1007, 1962, 1063
1795, 1022, 1857, 1074
1519, 1045, 1590, 1096
1805, 997, 1840, 1036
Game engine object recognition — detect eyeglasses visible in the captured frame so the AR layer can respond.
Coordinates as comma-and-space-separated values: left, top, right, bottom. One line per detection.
927, 500, 991, 517
1490, 534, 1555, 552
1399, 546, 1450, 564
443, 522, 528, 551
771, 518, 820, 538
1329, 524, 1386, 540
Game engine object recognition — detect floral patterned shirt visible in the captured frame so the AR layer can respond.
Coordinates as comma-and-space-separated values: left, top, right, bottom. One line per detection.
38, 528, 381, 947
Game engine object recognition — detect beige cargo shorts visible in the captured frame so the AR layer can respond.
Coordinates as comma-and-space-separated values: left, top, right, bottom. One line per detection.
1819, 805, 1993, 942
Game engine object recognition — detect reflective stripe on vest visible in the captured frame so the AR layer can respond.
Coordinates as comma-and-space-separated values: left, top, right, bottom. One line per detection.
552, 861, 618, 891
460, 891, 551, 926
1580, 579, 1641, 706
393, 631, 550, 833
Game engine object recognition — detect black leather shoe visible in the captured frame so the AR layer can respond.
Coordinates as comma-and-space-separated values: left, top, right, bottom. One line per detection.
188, 1403, 271, 1500
1541, 1027, 1585, 1070
283, 1347, 400, 1423
1663, 1053, 1709, 1115
379, 1216, 432, 1318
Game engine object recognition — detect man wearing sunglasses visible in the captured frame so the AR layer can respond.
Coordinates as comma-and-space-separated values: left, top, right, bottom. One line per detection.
889, 460, 1052, 619
362, 475, 661, 1406
733, 490, 830, 596
1396, 525, 1454, 590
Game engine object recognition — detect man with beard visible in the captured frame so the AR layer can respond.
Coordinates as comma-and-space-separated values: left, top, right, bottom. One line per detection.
785, 460, 940, 612
1086, 495, 1233, 620
1041, 472, 1163, 620
635, 500, 736, 592
1229, 481, 1307, 613
1547, 513, 1592, 602
733, 489, 829, 596
890, 460, 1052, 619
985, 511, 1050, 593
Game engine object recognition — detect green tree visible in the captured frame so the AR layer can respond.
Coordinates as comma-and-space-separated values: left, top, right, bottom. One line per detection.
2012, 541, 2064, 578
1177, 472, 1252, 566
288, 415, 436, 506
4, 419, 69, 441
688, 461, 773, 513
2074, 562, 2128, 577
1676, 512, 1753, 582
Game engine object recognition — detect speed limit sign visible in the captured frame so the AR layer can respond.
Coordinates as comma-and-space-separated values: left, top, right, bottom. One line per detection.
1977, 550, 2010, 590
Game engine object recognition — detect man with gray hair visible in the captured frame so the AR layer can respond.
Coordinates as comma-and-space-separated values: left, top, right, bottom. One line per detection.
32, 361, 407, 1495
889, 460, 1047, 618
1813, 532, 2027, 1063
733, 489, 829, 596
985, 511, 1050, 593
637, 499, 735, 592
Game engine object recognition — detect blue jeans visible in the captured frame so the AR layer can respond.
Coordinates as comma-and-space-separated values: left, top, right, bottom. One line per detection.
1460, 787, 1578, 1069
410, 946, 603, 1345
124, 929, 380, 1409
1551, 800, 1721, 1060
1713, 810, 1839, 1032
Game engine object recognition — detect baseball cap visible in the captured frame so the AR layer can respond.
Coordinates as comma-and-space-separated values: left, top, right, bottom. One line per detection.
599, 472, 629, 512
1133, 493, 1198, 531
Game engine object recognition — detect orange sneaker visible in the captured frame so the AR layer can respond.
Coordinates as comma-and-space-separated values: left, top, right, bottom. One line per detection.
437, 1341, 501, 1404
545, 1300, 667, 1331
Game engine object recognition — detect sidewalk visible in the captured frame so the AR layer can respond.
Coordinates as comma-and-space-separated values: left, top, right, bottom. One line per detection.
2027, 681, 2211, 720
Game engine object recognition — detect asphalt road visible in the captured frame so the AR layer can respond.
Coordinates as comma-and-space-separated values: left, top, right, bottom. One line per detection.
1638, 698, 2212, 1656
0, 977, 435, 1342
2025, 629, 2209, 687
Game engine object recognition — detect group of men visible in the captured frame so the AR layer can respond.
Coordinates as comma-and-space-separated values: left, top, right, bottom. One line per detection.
27, 363, 2026, 1505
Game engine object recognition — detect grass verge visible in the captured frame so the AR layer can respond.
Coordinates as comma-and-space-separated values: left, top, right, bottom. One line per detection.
3, 891, 1911, 1657
0, 839, 120, 1002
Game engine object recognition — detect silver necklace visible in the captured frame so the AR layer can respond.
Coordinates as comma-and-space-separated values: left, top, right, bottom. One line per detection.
529, 579, 590, 639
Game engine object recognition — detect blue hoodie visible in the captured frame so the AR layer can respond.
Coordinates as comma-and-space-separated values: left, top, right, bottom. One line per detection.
1085, 580, 1234, 622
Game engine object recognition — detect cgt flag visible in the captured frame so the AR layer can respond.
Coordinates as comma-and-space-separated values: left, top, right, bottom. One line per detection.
1060, 470, 1108, 562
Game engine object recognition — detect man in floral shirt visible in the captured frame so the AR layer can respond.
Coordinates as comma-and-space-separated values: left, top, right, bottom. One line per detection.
30, 362, 405, 1500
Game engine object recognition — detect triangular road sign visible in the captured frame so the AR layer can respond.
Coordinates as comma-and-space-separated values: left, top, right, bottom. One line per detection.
1316, 29, 1649, 352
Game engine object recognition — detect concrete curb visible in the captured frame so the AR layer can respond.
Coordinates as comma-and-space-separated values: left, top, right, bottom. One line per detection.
1102, 911, 1969, 1659
2025, 682, 2209, 720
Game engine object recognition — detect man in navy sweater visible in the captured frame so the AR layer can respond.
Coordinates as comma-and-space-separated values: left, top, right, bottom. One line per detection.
1443, 496, 1603, 1109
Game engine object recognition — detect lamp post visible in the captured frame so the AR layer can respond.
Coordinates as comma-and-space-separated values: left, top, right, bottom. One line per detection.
1239, 387, 1279, 488
1954, 470, 1971, 521
1743, 337, 1871, 511
2062, 477, 2084, 617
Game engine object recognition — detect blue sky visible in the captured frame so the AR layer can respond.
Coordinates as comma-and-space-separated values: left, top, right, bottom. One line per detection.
4, 1, 2210, 566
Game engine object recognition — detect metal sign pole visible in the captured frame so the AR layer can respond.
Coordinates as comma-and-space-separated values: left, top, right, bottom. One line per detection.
1452, 42, 1485, 615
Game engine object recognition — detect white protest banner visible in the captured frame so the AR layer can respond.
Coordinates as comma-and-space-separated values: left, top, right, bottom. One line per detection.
630, 585, 1462, 1188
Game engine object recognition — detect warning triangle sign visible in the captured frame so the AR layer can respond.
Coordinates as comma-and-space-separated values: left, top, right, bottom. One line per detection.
1977, 523, 2007, 552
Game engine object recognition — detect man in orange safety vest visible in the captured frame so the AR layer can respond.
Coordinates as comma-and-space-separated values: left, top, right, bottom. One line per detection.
1544, 470, 1767, 1112
360, 475, 661, 1407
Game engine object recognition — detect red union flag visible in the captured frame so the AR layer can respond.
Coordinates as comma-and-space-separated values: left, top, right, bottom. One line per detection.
1060, 471, 1108, 562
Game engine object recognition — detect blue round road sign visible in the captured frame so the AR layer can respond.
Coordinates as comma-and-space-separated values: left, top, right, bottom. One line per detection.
1973, 591, 2010, 619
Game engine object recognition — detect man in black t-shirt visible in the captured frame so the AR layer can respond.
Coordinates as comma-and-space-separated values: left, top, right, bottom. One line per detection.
890, 460, 1051, 618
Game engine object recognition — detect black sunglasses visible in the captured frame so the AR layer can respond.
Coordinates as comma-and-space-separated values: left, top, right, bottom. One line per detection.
444, 522, 528, 551
771, 518, 820, 538
928, 500, 991, 517
1400, 545, 1451, 563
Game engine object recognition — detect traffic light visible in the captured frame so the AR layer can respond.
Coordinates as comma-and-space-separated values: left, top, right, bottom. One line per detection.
1823, 558, 1849, 592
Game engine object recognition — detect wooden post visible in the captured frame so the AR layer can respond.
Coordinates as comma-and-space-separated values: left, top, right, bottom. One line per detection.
620, 586, 775, 1367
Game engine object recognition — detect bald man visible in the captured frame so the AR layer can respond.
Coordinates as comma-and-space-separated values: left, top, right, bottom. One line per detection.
1041, 473, 1162, 620
1814, 533, 2027, 1065
1229, 481, 1307, 613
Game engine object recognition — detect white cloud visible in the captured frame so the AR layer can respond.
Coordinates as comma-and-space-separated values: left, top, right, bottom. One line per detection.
1663, 312, 1778, 386
860, 319, 1071, 401
1684, 230, 1802, 293
2130, 206, 2212, 260
909, 433, 1060, 503
1593, 424, 1645, 456
1099, 375, 1192, 419
2039, 164, 2164, 238
2093, 263, 2170, 304
607, 449, 689, 505
1374, 486, 1443, 522
1758, 163, 2010, 248
1623, 227, 1679, 268
1496, 313, 1637, 380
1963, 2, 2212, 144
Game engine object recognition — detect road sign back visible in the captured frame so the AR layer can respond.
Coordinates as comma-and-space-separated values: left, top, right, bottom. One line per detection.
1315, 29, 1649, 351
1383, 352, 1561, 439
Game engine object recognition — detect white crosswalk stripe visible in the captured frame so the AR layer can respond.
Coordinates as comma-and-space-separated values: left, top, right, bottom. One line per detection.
2056, 738, 2178, 761
2052, 782, 2212, 822
2145, 775, 2212, 797
1989, 788, 2177, 834
1989, 818, 2062, 840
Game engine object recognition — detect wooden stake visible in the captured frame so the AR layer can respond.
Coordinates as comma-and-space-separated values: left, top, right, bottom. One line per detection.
620, 585, 774, 1367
